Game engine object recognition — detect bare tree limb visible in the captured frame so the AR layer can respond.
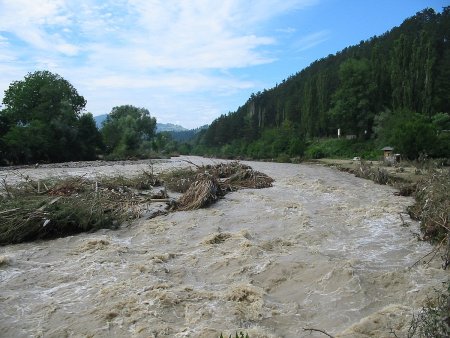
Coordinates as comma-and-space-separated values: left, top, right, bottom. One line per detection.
303, 327, 335, 338
410, 237, 446, 268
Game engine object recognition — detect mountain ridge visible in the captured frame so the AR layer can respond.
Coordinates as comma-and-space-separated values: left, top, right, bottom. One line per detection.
93, 114, 187, 132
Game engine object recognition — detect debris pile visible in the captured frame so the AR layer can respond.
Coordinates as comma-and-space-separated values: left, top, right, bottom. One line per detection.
175, 161, 274, 211
0, 161, 274, 244
0, 169, 166, 245
177, 173, 220, 211
408, 169, 450, 269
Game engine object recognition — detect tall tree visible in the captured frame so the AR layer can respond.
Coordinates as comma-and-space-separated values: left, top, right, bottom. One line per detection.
0, 71, 100, 163
101, 105, 156, 156
329, 58, 376, 137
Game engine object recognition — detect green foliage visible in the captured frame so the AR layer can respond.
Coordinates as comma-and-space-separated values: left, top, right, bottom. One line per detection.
305, 138, 378, 160
152, 131, 179, 155
0, 71, 102, 164
374, 110, 440, 159
329, 58, 376, 136
245, 123, 305, 159
196, 9, 450, 160
408, 281, 450, 337
101, 105, 156, 158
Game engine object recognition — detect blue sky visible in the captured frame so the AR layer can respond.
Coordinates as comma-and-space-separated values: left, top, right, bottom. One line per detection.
0, 0, 446, 129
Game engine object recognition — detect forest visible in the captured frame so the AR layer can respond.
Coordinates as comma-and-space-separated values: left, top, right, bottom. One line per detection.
0, 8, 449, 165
194, 8, 450, 161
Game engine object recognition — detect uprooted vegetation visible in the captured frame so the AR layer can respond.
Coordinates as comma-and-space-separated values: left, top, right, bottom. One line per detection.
408, 280, 450, 338
175, 161, 274, 211
0, 161, 273, 245
0, 171, 167, 245
408, 169, 450, 269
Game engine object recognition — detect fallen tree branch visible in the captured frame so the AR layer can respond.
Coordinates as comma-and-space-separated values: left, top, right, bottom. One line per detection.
0, 208, 20, 215
182, 159, 202, 169
148, 198, 172, 202
1, 176, 14, 198
37, 196, 62, 211
303, 327, 335, 337
410, 236, 446, 268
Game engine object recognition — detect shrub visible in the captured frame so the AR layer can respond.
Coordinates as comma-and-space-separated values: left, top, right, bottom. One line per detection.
408, 281, 450, 337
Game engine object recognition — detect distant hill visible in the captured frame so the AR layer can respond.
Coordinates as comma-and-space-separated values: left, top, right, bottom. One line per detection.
156, 123, 187, 132
94, 114, 108, 129
94, 114, 188, 133
170, 125, 209, 142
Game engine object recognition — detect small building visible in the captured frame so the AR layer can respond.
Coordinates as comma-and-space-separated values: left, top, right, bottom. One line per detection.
381, 146, 394, 159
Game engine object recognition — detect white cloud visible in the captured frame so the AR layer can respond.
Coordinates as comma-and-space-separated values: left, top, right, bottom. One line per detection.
293, 30, 330, 51
0, 0, 320, 127
87, 72, 255, 93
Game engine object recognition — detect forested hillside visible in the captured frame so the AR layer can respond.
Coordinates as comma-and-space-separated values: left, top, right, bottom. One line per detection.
197, 8, 450, 160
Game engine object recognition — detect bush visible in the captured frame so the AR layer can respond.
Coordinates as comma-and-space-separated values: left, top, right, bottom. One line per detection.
408, 281, 450, 337
304, 138, 378, 160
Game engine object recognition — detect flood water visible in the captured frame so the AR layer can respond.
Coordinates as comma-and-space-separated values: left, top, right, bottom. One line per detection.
0, 156, 447, 337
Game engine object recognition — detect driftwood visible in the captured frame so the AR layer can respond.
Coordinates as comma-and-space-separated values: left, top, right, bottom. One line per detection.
303, 327, 335, 338
177, 174, 220, 211
175, 162, 274, 211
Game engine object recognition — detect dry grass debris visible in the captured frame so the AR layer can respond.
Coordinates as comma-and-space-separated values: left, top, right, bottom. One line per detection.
408, 169, 450, 269
0, 161, 274, 245
353, 160, 390, 185
177, 174, 220, 211
158, 167, 197, 193
173, 162, 274, 211
0, 169, 166, 245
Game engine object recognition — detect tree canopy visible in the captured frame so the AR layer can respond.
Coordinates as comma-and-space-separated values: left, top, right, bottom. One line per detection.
101, 105, 157, 157
0, 71, 102, 164
196, 8, 450, 160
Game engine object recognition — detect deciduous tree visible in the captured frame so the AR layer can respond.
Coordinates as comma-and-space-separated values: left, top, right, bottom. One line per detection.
0, 71, 101, 163
101, 105, 156, 157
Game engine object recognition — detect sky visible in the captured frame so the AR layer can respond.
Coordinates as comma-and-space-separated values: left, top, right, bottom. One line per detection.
0, 0, 447, 129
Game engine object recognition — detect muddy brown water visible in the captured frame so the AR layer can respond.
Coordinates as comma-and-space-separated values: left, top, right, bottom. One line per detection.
0, 156, 447, 337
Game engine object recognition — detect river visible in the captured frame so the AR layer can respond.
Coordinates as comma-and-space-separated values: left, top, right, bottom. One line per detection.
0, 156, 447, 337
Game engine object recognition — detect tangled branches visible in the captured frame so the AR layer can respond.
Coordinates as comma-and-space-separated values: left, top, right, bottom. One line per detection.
175, 162, 274, 211
408, 169, 450, 269
0, 162, 274, 244
0, 169, 166, 245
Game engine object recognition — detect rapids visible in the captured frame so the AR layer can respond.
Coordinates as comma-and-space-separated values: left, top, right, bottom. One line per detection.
0, 156, 447, 337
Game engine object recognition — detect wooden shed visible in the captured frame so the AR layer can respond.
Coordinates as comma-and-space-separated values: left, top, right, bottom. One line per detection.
381, 146, 394, 159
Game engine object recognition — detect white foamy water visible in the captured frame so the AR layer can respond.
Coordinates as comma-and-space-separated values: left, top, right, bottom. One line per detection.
0, 156, 447, 337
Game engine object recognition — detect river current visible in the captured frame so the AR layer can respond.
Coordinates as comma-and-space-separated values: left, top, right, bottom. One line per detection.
0, 156, 447, 337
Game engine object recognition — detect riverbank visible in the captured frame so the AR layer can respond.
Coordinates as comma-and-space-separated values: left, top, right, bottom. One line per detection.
314, 157, 449, 258
310, 158, 425, 184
